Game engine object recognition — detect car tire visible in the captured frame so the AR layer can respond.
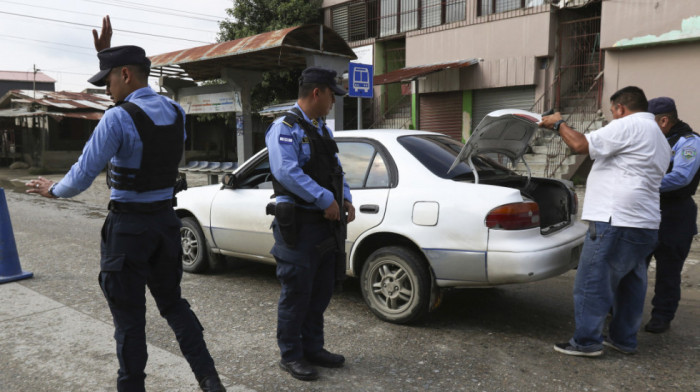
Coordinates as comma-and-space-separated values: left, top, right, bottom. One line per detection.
360, 246, 432, 324
180, 217, 210, 273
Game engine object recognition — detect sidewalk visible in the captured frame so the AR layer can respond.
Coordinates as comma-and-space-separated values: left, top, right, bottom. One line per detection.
0, 283, 236, 391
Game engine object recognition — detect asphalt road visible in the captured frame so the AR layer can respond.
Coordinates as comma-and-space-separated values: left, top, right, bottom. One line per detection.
0, 169, 698, 392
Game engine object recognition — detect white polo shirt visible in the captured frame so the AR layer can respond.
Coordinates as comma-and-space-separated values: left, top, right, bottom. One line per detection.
582, 112, 671, 229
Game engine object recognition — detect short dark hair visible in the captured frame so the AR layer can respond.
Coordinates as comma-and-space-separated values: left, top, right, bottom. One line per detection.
298, 82, 328, 99
610, 86, 648, 112
655, 112, 679, 124
126, 63, 151, 82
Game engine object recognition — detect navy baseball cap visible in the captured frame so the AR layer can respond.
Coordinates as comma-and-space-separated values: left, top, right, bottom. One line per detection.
300, 66, 347, 96
648, 97, 677, 115
88, 45, 151, 87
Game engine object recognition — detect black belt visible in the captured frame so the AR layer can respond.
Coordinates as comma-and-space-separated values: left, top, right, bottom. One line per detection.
108, 199, 172, 214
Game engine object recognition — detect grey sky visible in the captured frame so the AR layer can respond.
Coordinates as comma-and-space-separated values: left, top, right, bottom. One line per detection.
0, 0, 232, 92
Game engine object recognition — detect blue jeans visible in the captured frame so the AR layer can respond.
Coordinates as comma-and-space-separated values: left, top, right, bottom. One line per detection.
570, 221, 658, 352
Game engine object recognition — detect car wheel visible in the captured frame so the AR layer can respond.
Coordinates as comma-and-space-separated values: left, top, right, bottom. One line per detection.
361, 246, 432, 324
180, 217, 210, 273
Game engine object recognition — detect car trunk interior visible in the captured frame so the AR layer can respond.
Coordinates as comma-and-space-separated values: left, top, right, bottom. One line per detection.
479, 176, 574, 234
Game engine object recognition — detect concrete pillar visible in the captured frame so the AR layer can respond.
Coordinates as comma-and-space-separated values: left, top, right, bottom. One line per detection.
220, 68, 262, 165
304, 55, 351, 131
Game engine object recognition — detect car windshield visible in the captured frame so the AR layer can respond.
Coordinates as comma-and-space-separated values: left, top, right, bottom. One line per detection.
397, 135, 512, 180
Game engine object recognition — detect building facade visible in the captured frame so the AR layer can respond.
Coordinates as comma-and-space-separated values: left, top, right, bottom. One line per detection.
322, 0, 700, 178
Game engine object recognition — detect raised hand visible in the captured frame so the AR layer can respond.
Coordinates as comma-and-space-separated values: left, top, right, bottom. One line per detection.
92, 15, 112, 52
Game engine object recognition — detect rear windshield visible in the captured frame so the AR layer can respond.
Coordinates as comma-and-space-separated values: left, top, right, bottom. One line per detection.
397, 135, 511, 180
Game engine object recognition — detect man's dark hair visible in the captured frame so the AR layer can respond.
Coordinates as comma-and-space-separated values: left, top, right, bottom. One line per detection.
126, 63, 151, 82
298, 82, 328, 99
655, 111, 679, 124
610, 86, 648, 112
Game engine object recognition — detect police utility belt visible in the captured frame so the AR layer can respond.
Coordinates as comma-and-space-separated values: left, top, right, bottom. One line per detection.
266, 202, 326, 224
108, 199, 172, 214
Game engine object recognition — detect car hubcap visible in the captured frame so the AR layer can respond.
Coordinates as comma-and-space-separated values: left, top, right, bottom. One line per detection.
180, 227, 198, 266
371, 261, 414, 312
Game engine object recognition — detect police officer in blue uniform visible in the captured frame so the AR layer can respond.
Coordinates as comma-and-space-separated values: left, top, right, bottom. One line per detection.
645, 97, 700, 333
265, 66, 355, 381
26, 19, 225, 391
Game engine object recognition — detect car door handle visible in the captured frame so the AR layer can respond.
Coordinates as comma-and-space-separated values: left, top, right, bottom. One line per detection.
359, 204, 379, 214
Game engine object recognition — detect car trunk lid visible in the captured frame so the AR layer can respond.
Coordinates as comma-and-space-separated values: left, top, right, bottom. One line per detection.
449, 109, 541, 181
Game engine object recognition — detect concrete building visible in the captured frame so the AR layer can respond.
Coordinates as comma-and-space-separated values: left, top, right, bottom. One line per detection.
322, 0, 700, 178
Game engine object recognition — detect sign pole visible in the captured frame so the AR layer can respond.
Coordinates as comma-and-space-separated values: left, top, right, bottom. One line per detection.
348, 62, 373, 130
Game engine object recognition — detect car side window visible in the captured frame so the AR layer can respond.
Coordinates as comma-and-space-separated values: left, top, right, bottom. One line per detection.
338, 142, 390, 189
237, 158, 273, 189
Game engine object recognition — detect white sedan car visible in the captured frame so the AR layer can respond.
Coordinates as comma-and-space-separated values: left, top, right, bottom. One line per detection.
176, 109, 587, 324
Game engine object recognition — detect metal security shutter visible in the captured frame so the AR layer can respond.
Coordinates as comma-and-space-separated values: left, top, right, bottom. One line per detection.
332, 6, 349, 41
472, 86, 535, 130
420, 92, 463, 140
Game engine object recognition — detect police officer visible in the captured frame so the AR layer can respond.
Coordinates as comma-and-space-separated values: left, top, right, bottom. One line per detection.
26, 17, 225, 392
645, 97, 700, 333
265, 66, 356, 381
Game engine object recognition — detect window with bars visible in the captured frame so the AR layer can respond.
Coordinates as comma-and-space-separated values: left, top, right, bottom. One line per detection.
332, 0, 466, 42
478, 0, 544, 16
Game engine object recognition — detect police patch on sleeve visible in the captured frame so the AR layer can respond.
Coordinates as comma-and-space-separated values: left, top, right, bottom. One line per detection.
279, 135, 293, 145
682, 147, 697, 161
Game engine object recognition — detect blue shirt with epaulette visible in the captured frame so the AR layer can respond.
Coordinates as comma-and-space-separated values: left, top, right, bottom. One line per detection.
661, 127, 700, 192
265, 103, 351, 209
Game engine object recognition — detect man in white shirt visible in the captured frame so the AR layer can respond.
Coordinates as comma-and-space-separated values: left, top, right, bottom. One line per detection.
540, 86, 671, 356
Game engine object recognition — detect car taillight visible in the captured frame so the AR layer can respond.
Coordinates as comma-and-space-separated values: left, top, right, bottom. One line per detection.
485, 201, 540, 230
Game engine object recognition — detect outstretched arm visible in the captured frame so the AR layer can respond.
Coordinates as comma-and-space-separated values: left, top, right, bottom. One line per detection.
92, 15, 112, 52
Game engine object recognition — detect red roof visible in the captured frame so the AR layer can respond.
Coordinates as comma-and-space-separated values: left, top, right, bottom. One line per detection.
0, 71, 56, 83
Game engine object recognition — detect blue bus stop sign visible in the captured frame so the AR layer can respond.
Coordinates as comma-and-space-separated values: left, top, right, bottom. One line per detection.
348, 63, 373, 98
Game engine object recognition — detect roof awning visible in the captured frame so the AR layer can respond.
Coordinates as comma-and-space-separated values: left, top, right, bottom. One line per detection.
149, 24, 357, 81
374, 59, 480, 85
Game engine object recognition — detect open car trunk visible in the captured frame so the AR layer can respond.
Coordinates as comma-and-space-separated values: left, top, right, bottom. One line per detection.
479, 175, 575, 235
450, 108, 576, 235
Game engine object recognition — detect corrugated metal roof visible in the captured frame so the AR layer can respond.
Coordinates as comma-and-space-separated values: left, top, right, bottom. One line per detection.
2, 90, 112, 111
374, 59, 480, 85
150, 24, 357, 81
0, 71, 56, 83
0, 108, 102, 120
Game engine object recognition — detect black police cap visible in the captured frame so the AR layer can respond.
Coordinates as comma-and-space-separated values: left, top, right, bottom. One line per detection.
88, 45, 151, 87
648, 97, 677, 115
299, 66, 347, 96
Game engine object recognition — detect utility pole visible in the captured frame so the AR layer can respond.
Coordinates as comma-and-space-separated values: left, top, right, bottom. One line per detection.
31, 64, 39, 112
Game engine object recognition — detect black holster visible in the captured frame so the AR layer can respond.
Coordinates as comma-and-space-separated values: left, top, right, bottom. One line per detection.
275, 202, 298, 248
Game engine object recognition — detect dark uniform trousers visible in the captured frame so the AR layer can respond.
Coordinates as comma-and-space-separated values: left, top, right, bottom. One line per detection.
648, 197, 698, 322
99, 205, 217, 391
271, 218, 335, 362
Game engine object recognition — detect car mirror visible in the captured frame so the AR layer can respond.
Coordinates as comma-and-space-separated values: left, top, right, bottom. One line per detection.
222, 173, 238, 189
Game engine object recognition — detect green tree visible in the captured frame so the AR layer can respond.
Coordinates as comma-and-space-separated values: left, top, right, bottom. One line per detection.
218, 0, 323, 111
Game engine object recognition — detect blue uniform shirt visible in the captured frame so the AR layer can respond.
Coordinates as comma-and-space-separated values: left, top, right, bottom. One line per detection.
265, 103, 352, 209
660, 134, 700, 192
52, 86, 185, 202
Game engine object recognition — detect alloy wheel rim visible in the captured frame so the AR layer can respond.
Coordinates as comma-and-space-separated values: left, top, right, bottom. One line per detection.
369, 260, 414, 313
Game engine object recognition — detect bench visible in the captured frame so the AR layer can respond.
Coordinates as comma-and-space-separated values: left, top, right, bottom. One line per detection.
179, 161, 238, 184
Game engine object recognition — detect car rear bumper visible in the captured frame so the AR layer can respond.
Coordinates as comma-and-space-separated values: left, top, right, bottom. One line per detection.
431, 220, 586, 288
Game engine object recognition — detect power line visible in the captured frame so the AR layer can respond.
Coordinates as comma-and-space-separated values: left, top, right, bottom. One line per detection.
0, 0, 218, 34
0, 10, 213, 44
0, 33, 94, 52
105, 0, 223, 20
78, 0, 223, 23
42, 69, 93, 76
